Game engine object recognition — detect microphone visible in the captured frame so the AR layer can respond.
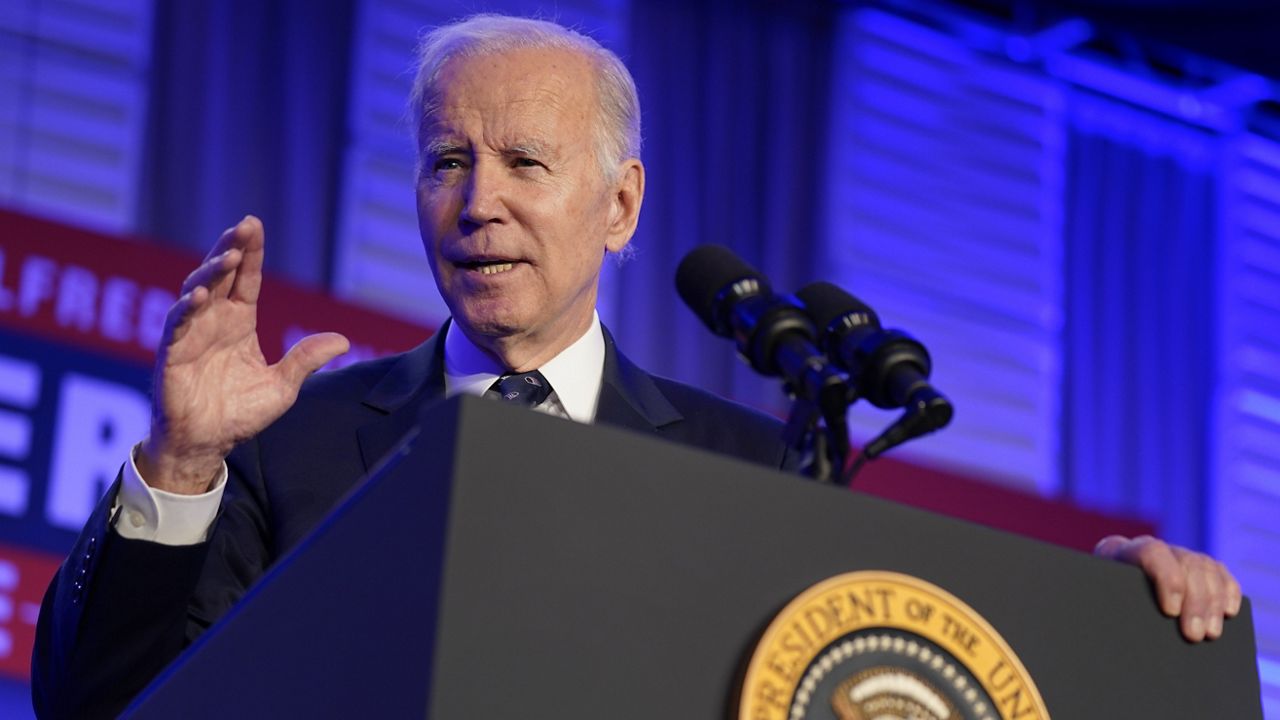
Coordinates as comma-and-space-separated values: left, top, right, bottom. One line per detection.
795, 281, 952, 457
676, 245, 833, 384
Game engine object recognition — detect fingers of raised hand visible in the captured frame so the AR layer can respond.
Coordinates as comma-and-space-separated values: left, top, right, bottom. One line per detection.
162, 287, 207, 346
181, 248, 243, 298
168, 243, 244, 348
167, 216, 267, 340
227, 215, 265, 303
191, 216, 265, 301
204, 215, 263, 259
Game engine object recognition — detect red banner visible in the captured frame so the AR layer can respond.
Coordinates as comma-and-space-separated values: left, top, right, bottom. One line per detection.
0, 209, 430, 369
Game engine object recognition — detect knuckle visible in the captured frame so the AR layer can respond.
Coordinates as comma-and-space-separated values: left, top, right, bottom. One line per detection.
1149, 559, 1186, 593
1177, 552, 1203, 575
1179, 581, 1206, 610
1134, 543, 1164, 567
166, 293, 190, 317
184, 259, 214, 288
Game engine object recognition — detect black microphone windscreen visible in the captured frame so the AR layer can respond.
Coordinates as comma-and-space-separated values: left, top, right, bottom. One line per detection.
675, 245, 768, 333
795, 281, 877, 334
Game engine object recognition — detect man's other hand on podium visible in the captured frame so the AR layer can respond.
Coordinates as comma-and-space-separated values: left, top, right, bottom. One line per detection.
1094, 535, 1242, 643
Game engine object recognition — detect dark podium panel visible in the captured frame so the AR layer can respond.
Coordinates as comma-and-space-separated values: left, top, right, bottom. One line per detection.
126, 396, 1262, 718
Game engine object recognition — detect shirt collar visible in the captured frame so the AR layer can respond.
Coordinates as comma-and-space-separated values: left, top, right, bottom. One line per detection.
442, 313, 605, 423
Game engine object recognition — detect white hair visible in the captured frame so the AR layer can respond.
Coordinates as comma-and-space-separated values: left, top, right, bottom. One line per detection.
409, 14, 642, 181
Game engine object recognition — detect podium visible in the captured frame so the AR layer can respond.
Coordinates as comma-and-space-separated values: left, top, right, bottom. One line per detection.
124, 396, 1263, 718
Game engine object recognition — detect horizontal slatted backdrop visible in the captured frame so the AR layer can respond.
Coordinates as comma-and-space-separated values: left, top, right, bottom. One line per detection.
825, 8, 1066, 494
0, 0, 153, 234
1216, 132, 1280, 718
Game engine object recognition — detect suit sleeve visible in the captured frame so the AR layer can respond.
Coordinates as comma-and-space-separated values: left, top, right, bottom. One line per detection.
30, 478, 210, 719
31, 438, 274, 719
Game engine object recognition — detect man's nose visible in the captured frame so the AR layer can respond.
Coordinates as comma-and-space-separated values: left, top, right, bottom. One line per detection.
459, 160, 507, 226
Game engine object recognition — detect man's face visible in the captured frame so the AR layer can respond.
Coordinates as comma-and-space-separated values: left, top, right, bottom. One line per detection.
416, 47, 639, 368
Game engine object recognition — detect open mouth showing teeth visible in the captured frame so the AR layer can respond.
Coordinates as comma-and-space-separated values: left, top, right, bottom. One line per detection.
462, 261, 516, 275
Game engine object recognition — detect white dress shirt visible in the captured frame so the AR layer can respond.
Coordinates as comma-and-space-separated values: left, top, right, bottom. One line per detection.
115, 314, 607, 546
443, 312, 605, 423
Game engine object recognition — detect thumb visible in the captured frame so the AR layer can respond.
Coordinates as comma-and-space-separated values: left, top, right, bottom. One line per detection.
277, 332, 351, 389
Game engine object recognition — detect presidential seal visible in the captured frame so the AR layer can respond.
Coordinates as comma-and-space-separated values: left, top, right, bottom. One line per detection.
739, 571, 1048, 720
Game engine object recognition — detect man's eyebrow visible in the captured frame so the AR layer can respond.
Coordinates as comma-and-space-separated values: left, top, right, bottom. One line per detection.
423, 140, 467, 157
507, 142, 544, 155
421, 139, 554, 160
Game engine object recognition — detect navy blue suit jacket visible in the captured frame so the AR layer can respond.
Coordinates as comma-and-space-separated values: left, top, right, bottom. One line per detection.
32, 325, 794, 718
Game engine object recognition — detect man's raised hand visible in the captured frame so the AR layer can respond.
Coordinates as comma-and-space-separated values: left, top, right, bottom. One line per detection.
137, 216, 350, 494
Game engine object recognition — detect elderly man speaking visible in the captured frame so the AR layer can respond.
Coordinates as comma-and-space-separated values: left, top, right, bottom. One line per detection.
32, 13, 1239, 718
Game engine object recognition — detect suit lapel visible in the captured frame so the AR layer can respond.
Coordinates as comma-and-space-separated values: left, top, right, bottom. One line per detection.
353, 321, 682, 468
355, 323, 448, 472
594, 325, 683, 433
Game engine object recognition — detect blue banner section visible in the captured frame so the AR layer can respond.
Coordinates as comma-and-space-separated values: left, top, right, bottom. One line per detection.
0, 328, 151, 556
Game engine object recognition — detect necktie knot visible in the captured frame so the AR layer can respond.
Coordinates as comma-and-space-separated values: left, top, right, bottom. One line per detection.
489, 370, 552, 407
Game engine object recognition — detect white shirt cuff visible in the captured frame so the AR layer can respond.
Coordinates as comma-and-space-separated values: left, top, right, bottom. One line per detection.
113, 444, 227, 546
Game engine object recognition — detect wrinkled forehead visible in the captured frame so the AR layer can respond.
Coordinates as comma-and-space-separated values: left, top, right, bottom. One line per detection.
418, 47, 599, 141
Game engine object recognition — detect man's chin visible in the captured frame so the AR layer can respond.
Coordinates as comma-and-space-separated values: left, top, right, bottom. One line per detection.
449, 313, 527, 342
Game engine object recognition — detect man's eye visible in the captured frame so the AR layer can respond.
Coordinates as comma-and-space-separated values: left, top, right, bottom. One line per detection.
433, 158, 465, 173
512, 157, 543, 169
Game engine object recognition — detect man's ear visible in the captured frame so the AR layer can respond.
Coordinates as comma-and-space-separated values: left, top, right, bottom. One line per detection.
605, 159, 645, 254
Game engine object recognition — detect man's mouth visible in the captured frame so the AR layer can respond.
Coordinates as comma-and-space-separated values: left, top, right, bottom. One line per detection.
477, 262, 514, 275
459, 259, 517, 275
